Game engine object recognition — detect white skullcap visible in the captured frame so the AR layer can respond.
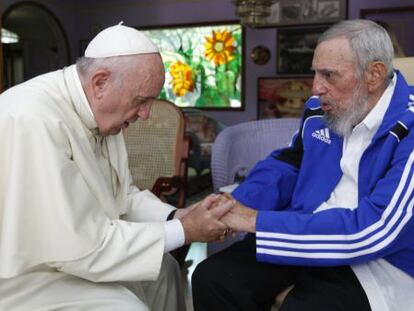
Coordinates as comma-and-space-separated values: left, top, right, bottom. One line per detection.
84, 22, 159, 58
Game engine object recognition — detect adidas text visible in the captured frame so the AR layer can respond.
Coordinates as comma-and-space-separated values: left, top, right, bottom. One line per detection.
312, 128, 331, 144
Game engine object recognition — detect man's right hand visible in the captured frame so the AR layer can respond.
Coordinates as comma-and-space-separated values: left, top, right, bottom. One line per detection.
180, 194, 234, 244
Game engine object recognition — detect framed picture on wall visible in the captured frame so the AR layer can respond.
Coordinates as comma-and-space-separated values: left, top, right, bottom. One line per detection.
141, 22, 244, 110
277, 26, 328, 75
258, 77, 313, 120
360, 7, 414, 57
260, 0, 347, 27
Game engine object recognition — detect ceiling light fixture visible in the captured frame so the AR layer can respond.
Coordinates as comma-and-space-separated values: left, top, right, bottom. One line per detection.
232, 0, 276, 28
1, 28, 19, 44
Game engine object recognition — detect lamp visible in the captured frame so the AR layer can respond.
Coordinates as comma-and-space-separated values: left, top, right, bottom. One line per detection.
1, 28, 19, 44
232, 0, 276, 28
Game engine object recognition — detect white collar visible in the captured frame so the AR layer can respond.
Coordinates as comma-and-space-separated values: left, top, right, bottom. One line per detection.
65, 65, 98, 131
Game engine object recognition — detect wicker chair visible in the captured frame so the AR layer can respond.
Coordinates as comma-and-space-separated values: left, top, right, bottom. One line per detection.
124, 99, 189, 209
124, 99, 190, 266
211, 118, 301, 194
210, 118, 301, 309
208, 118, 300, 256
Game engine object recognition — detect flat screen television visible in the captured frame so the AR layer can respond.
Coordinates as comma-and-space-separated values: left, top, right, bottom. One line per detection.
141, 22, 243, 110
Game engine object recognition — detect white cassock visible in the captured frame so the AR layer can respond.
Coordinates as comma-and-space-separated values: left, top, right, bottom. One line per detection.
0, 65, 186, 310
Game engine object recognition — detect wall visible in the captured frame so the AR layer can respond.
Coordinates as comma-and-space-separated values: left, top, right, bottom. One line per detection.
2, 0, 414, 125
69, 0, 253, 125
2, 0, 78, 60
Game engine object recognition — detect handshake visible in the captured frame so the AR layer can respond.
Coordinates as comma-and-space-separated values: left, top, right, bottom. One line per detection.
174, 193, 258, 244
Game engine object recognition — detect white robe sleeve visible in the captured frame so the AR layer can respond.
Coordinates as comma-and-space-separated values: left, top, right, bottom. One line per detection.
48, 219, 165, 282
0, 105, 164, 280
123, 183, 176, 222
105, 131, 176, 223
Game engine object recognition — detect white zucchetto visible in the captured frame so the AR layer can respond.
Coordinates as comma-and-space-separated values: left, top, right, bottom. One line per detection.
84, 22, 159, 58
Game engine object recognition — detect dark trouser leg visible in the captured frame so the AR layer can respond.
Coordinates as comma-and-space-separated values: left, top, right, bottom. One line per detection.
192, 235, 298, 311
280, 266, 372, 311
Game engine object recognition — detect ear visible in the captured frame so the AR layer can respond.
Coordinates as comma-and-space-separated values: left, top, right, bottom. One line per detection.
365, 61, 387, 93
90, 69, 111, 100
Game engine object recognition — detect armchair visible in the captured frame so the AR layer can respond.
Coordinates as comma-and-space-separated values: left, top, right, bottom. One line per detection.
393, 57, 414, 84
124, 99, 190, 266
209, 118, 300, 310
209, 118, 300, 257
124, 99, 189, 209
211, 118, 301, 193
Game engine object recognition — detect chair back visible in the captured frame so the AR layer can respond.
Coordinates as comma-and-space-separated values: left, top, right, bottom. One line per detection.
124, 99, 190, 266
393, 57, 414, 85
211, 118, 300, 192
208, 118, 300, 256
124, 99, 188, 193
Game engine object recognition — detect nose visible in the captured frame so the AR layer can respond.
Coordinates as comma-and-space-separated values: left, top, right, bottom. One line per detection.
312, 74, 327, 97
137, 103, 151, 120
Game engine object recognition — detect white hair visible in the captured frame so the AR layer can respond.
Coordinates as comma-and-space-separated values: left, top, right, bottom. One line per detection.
318, 19, 394, 83
76, 56, 129, 85
76, 53, 164, 87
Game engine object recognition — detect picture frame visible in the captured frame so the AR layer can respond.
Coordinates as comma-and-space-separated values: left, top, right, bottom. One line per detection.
277, 26, 328, 75
141, 22, 244, 110
258, 77, 313, 120
360, 7, 414, 57
260, 0, 347, 27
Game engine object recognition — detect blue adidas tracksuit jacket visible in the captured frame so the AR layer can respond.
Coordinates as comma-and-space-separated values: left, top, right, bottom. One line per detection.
232, 72, 414, 278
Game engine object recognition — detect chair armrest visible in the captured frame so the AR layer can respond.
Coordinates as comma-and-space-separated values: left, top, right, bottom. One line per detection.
219, 183, 239, 193
152, 175, 189, 268
151, 176, 187, 209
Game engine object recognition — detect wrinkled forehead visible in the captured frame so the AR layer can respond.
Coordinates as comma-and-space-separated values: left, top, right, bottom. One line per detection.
313, 37, 357, 71
125, 56, 165, 96
315, 37, 355, 62
130, 54, 164, 78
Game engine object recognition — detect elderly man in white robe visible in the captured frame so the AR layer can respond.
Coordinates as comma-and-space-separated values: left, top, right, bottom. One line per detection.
0, 23, 234, 311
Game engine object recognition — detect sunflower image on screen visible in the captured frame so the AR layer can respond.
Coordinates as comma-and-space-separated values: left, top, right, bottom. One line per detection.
143, 24, 242, 109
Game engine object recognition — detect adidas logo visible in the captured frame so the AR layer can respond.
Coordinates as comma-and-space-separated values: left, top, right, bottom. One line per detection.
312, 128, 331, 144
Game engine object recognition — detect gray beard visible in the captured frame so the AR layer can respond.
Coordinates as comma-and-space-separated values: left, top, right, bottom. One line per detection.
323, 87, 370, 137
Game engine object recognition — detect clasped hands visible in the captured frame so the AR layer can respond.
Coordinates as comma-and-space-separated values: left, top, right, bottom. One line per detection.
176, 193, 257, 244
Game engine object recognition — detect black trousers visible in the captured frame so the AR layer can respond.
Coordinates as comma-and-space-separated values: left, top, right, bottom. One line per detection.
192, 235, 371, 311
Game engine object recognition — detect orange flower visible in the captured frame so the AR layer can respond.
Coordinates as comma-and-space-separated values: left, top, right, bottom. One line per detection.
204, 30, 236, 66
169, 61, 195, 97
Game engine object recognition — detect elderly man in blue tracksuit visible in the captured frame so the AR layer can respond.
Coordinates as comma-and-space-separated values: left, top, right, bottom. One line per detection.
192, 19, 414, 311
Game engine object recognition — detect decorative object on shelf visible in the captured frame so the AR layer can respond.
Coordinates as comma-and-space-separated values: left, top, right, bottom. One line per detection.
277, 25, 328, 75
142, 23, 243, 110
258, 77, 313, 119
232, 0, 276, 27
360, 7, 414, 57
250, 45, 271, 65
259, 0, 347, 27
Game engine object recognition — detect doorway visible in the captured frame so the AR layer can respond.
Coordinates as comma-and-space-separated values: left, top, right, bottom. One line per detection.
2, 2, 70, 90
